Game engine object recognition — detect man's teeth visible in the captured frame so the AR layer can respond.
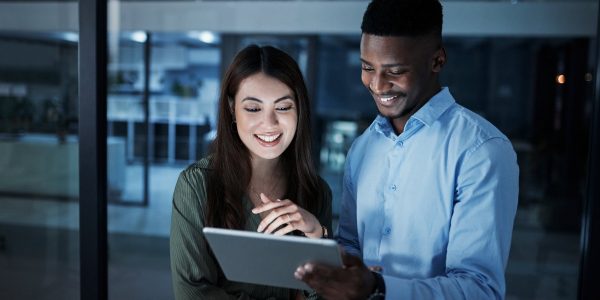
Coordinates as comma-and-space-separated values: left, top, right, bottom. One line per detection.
256, 134, 281, 142
381, 95, 397, 102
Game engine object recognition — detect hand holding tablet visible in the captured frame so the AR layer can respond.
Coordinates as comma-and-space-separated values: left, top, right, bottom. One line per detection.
203, 227, 342, 291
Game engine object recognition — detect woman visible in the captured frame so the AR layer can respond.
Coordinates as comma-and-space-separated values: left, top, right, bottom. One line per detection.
170, 45, 332, 300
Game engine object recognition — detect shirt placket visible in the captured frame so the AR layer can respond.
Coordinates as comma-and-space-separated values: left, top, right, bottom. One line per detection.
380, 136, 405, 252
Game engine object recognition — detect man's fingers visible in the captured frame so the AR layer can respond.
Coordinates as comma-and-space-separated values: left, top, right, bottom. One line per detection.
368, 265, 383, 272
296, 263, 320, 285
298, 262, 335, 281
341, 252, 364, 267
296, 263, 345, 298
298, 260, 372, 300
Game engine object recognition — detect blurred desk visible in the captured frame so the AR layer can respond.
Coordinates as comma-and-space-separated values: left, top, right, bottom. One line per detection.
0, 134, 125, 199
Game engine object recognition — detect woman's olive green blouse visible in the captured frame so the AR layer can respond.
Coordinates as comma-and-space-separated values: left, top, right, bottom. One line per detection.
170, 158, 332, 300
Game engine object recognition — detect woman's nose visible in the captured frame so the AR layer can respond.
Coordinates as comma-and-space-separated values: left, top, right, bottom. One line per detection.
263, 110, 278, 126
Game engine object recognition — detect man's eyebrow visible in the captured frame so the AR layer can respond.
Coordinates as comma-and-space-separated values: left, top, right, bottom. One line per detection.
360, 58, 407, 68
241, 95, 294, 103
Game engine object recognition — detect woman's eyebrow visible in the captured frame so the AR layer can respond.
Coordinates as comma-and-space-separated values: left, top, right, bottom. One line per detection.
241, 95, 293, 103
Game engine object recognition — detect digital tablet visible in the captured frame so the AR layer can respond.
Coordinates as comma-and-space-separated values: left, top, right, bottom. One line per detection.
203, 227, 342, 291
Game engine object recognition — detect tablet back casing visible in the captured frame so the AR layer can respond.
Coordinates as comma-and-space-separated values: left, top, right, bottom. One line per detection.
203, 227, 342, 291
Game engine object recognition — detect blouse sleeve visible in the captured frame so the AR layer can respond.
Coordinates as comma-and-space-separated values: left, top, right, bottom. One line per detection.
303, 179, 334, 300
169, 166, 255, 300
318, 178, 333, 239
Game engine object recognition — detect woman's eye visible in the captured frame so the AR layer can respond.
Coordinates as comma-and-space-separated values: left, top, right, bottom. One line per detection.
244, 107, 260, 112
276, 106, 293, 111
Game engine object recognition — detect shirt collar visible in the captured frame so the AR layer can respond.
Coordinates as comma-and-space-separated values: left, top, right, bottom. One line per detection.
411, 87, 455, 127
373, 115, 393, 136
372, 87, 455, 134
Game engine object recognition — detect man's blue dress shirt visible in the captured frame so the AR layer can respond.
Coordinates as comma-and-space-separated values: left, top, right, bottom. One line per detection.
337, 87, 519, 299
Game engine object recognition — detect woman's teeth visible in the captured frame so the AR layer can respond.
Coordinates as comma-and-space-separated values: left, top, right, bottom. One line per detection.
256, 134, 281, 142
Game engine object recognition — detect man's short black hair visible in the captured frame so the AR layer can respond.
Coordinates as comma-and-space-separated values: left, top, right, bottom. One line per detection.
361, 0, 443, 38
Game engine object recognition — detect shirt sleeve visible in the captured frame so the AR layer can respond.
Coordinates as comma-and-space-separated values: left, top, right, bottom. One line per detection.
384, 137, 519, 299
335, 150, 363, 258
169, 168, 256, 300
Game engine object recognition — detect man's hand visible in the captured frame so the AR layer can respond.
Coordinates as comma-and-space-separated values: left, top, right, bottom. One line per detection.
294, 251, 375, 300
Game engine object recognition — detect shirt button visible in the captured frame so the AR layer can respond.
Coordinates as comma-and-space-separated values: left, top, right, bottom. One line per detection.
383, 227, 391, 235
398, 141, 403, 147
391, 185, 397, 191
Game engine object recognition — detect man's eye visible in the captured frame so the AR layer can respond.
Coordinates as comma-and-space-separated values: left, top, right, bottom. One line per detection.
362, 65, 374, 72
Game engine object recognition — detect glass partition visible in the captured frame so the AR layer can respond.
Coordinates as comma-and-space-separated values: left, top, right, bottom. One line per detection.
106, 26, 222, 298
0, 31, 80, 299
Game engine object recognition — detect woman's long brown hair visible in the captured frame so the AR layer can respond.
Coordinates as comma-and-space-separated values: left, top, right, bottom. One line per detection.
205, 45, 325, 229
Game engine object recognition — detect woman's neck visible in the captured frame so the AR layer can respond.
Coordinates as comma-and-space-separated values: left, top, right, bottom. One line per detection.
251, 157, 281, 181
248, 157, 285, 204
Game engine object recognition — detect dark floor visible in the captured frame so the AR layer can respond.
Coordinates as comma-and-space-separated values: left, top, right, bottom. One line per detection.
0, 224, 173, 300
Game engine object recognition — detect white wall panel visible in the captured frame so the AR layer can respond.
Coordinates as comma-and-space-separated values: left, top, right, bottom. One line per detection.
0, 1, 596, 37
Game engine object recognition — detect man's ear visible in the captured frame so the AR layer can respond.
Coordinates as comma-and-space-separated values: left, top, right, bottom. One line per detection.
432, 47, 446, 73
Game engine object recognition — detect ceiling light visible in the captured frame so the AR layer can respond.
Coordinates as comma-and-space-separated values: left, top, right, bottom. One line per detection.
131, 31, 147, 43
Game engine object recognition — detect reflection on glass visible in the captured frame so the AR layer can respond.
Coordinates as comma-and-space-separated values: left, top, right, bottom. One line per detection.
107, 31, 221, 299
320, 121, 357, 173
319, 120, 360, 217
0, 31, 79, 299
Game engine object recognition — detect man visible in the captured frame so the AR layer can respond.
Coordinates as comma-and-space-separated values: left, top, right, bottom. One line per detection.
295, 0, 519, 299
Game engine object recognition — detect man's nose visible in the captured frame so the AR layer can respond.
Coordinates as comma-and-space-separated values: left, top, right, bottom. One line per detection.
370, 74, 391, 94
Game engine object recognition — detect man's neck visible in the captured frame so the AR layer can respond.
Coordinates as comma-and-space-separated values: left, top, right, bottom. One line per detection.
390, 84, 442, 135
390, 117, 409, 135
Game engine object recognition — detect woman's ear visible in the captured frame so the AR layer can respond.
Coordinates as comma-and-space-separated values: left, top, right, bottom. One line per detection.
432, 47, 446, 73
228, 96, 235, 119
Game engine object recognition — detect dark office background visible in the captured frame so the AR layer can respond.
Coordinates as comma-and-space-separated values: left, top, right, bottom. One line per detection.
0, 1, 599, 299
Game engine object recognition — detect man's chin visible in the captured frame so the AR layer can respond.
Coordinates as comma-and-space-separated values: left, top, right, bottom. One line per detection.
377, 107, 407, 120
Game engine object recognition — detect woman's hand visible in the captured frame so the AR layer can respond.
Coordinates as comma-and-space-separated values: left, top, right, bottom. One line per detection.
252, 193, 323, 238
